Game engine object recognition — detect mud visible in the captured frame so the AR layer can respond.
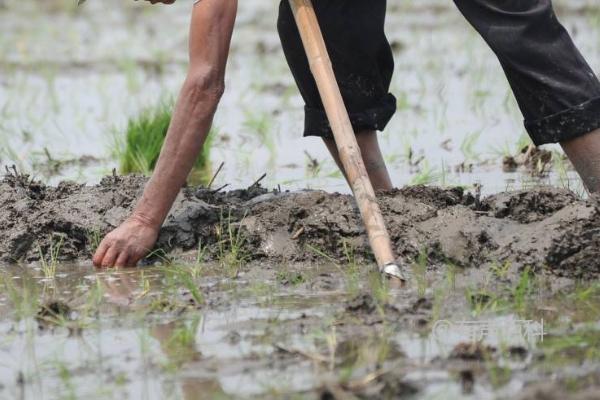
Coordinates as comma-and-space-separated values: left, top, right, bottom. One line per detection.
1, 171, 598, 279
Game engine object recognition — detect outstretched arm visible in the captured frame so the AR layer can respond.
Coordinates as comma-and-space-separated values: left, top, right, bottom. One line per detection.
93, 0, 238, 267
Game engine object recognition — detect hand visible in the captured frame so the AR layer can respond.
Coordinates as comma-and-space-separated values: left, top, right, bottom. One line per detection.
92, 215, 160, 268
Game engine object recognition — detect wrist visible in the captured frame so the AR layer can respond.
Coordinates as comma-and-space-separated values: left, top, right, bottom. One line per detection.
129, 211, 162, 231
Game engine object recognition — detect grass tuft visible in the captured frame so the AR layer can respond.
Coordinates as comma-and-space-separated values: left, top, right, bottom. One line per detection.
38, 235, 63, 280
115, 101, 213, 184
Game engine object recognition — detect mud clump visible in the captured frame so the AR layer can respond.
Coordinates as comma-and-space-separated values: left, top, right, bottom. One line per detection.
0, 172, 599, 279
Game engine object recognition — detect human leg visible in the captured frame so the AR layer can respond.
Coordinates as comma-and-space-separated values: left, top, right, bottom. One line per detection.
454, 0, 600, 191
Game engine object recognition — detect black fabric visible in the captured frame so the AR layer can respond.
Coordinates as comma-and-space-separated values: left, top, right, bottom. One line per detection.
277, 0, 600, 145
454, 0, 600, 145
277, 0, 396, 139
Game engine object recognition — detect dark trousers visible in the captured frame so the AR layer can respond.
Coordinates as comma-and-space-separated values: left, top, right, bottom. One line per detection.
277, 0, 600, 145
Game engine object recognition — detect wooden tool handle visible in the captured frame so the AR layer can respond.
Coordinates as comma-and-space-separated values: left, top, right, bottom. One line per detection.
289, 0, 396, 268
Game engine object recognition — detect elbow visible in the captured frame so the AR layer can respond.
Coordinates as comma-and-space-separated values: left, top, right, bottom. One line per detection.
183, 67, 226, 107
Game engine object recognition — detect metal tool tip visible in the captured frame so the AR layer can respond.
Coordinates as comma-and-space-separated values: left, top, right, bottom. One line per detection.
381, 262, 407, 282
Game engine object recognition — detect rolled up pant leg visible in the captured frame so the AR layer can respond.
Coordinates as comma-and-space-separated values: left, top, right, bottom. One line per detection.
453, 0, 600, 145
277, 0, 397, 139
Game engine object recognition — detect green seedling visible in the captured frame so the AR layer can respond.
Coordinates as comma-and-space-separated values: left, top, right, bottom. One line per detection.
86, 229, 102, 255
410, 161, 439, 185
411, 248, 428, 297
216, 210, 249, 278
115, 101, 213, 184
465, 286, 500, 317
0, 272, 40, 320
490, 260, 512, 279
163, 265, 204, 305
512, 267, 533, 315
38, 235, 64, 280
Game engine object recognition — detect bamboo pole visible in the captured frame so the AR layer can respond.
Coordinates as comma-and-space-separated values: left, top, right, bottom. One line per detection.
289, 0, 404, 280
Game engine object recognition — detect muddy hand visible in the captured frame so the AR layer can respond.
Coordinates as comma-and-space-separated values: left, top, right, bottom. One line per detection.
92, 216, 159, 268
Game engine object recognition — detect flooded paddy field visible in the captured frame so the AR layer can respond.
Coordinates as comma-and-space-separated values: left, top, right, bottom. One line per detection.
1, 0, 600, 399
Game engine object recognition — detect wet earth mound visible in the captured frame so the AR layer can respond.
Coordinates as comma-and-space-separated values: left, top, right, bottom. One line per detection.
0, 172, 598, 279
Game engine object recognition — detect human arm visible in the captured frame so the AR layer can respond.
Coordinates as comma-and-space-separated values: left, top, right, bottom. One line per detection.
93, 0, 238, 267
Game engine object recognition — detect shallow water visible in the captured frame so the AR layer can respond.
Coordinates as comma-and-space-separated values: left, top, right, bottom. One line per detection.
0, 262, 598, 399
1, 0, 599, 194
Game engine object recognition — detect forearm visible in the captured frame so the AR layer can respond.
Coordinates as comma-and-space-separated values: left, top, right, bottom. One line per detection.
131, 80, 221, 227
130, 0, 237, 228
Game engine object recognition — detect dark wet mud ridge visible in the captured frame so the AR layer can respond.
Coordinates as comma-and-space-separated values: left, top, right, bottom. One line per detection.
1, 172, 598, 279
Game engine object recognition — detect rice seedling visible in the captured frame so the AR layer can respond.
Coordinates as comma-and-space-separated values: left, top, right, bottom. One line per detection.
396, 89, 411, 111
409, 161, 440, 185
195, 238, 208, 267
430, 286, 447, 324
411, 248, 428, 297
162, 265, 204, 305
512, 267, 533, 315
243, 110, 276, 160
86, 229, 102, 255
445, 263, 457, 291
116, 58, 141, 94
367, 271, 390, 309
341, 240, 360, 296
486, 362, 513, 389
465, 287, 498, 316
72, 277, 105, 322
0, 272, 40, 320
37, 235, 64, 280
216, 210, 249, 278
490, 260, 512, 280
540, 328, 600, 366
307, 242, 362, 295
114, 101, 213, 184
275, 269, 306, 287
55, 361, 77, 400
249, 281, 276, 305
460, 130, 482, 162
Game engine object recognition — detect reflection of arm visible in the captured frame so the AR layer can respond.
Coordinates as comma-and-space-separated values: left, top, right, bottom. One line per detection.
132, 0, 238, 229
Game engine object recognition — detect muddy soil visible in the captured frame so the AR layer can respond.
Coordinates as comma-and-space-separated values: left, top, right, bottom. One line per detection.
1, 172, 598, 279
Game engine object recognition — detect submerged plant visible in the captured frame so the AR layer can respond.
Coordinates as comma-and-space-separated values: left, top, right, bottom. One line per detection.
0, 271, 39, 320
115, 101, 213, 184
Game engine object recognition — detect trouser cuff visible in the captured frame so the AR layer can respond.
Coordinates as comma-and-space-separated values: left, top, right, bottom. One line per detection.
303, 93, 397, 139
526, 97, 600, 145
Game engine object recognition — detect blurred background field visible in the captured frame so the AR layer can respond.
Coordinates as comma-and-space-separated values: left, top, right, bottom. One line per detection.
1, 0, 599, 193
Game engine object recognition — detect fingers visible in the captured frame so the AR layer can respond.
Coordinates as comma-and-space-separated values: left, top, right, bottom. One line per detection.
101, 246, 119, 268
126, 250, 144, 268
115, 252, 130, 268
93, 239, 110, 267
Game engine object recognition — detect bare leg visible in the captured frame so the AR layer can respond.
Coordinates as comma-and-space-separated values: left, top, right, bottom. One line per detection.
323, 130, 393, 191
560, 128, 600, 193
